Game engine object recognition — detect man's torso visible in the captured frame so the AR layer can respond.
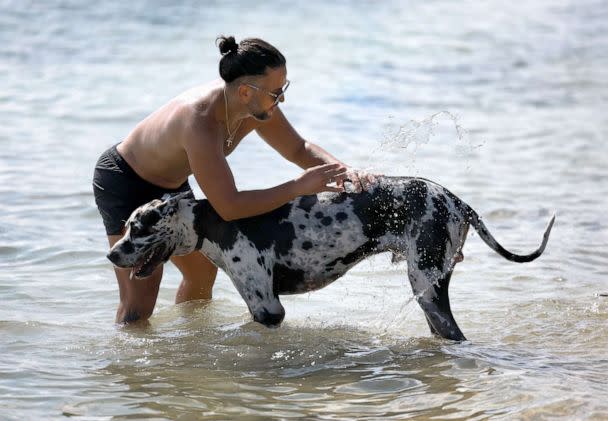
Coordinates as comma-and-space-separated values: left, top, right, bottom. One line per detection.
118, 79, 259, 189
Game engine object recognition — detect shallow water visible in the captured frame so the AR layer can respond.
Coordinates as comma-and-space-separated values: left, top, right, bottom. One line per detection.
1, 0, 607, 419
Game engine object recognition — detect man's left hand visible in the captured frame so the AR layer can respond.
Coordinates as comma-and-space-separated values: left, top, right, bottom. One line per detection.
337, 168, 380, 193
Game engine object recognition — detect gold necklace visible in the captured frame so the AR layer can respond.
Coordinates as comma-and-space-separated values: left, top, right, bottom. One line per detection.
224, 86, 243, 147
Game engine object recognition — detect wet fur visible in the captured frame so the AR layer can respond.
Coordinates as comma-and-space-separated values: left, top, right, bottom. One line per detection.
108, 176, 554, 341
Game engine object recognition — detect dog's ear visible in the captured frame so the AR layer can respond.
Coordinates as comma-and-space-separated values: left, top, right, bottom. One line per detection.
158, 191, 195, 217
161, 191, 194, 204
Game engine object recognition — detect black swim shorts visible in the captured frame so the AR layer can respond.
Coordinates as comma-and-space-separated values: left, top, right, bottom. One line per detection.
92, 144, 192, 235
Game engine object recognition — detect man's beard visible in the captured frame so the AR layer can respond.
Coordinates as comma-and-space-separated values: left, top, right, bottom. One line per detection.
250, 102, 274, 121
252, 110, 271, 121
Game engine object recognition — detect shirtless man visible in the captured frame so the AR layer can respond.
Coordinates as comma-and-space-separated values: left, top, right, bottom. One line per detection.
93, 36, 374, 324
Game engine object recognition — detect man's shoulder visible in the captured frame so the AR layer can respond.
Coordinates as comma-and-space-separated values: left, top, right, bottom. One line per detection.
174, 82, 217, 103
178, 106, 220, 151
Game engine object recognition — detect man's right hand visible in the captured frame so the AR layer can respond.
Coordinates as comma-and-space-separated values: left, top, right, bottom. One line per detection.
293, 163, 348, 196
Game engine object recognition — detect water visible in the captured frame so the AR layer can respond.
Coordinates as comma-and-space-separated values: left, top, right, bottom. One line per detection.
1, 0, 607, 419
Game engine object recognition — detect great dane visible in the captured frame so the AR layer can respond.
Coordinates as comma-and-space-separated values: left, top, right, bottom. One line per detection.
107, 176, 554, 341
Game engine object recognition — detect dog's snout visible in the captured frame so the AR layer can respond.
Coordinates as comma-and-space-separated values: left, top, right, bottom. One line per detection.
107, 249, 122, 265
107, 240, 135, 266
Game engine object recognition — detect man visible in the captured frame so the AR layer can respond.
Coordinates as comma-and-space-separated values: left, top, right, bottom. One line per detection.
93, 36, 375, 324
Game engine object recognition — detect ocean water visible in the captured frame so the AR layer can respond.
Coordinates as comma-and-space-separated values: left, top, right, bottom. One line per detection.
1, 0, 607, 419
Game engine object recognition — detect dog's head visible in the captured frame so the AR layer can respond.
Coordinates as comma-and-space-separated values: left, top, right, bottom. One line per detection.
107, 192, 193, 278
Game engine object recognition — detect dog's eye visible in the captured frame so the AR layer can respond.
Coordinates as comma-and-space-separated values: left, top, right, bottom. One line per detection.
129, 222, 141, 235
140, 211, 161, 227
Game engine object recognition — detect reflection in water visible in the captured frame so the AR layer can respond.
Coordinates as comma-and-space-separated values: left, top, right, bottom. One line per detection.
91, 320, 465, 418
57, 297, 605, 419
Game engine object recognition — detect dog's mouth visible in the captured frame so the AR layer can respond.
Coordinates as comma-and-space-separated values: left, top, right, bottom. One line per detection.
132, 244, 166, 279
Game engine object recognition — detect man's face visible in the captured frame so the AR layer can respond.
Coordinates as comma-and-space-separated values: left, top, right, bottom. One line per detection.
246, 66, 288, 121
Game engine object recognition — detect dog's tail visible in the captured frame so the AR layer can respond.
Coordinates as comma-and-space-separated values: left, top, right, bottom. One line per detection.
465, 205, 555, 263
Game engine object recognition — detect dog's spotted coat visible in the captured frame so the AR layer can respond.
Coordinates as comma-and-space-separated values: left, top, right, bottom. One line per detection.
108, 176, 554, 340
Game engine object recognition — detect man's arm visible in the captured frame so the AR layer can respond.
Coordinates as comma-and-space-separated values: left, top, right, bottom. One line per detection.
256, 107, 341, 169
182, 120, 346, 221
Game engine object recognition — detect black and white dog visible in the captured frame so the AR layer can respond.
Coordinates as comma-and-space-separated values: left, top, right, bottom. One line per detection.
107, 176, 554, 341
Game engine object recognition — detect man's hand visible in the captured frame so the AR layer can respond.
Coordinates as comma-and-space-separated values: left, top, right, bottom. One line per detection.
293, 163, 348, 196
338, 168, 379, 193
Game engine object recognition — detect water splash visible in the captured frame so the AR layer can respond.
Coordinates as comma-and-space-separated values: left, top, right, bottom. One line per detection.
376, 269, 448, 339
370, 111, 485, 175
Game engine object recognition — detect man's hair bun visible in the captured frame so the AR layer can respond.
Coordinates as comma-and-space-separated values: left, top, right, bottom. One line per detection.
217, 35, 238, 55
216, 36, 286, 83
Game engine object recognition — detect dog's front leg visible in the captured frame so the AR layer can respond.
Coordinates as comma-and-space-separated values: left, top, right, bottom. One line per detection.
229, 273, 285, 327
252, 295, 285, 327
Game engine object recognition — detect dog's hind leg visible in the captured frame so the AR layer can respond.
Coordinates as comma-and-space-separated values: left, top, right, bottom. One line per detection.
405, 218, 467, 341
407, 267, 465, 341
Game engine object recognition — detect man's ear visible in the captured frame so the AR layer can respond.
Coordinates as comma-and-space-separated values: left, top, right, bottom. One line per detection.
237, 84, 252, 104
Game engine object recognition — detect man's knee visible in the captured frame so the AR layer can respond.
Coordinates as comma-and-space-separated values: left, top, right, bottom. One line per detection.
172, 252, 217, 284
113, 265, 163, 324
116, 302, 154, 324
172, 254, 216, 303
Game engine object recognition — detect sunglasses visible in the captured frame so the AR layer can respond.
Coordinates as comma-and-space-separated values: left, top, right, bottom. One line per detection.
245, 80, 290, 106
